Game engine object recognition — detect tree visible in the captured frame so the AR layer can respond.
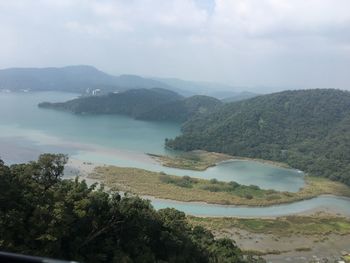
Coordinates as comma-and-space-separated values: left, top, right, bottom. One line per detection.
0, 155, 256, 263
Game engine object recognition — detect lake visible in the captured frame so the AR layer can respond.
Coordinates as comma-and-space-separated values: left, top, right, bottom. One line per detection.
1, 91, 348, 217
0, 91, 304, 191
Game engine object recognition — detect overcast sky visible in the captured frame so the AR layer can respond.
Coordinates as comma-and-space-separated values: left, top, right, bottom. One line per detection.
0, 0, 350, 91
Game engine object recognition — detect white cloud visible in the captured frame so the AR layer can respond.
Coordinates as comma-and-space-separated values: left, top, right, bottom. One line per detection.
0, 0, 349, 90
212, 0, 350, 38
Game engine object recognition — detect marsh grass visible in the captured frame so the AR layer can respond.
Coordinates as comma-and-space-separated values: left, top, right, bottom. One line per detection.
89, 165, 350, 206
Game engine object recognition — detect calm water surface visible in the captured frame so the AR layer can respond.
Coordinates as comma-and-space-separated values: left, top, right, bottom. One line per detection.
150, 195, 350, 217
0, 91, 303, 191
2, 92, 348, 217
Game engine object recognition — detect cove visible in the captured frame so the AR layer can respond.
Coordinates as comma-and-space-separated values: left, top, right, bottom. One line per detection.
74, 151, 304, 192
0, 91, 303, 192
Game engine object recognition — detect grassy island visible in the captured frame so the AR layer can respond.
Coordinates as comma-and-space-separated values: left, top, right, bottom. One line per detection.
89, 165, 350, 207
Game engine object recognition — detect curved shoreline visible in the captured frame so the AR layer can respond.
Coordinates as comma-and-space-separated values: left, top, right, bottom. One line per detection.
149, 195, 350, 218
149, 150, 293, 171
89, 163, 350, 207
66, 158, 350, 218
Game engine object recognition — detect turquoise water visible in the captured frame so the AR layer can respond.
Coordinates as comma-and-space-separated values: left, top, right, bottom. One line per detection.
1, 91, 350, 216
0, 91, 304, 191
0, 92, 180, 155
151, 196, 350, 217
76, 151, 304, 191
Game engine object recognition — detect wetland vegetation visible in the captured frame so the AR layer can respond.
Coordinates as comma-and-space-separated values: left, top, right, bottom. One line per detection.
89, 165, 350, 206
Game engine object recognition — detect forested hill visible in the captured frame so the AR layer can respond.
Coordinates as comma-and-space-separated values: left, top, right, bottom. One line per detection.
166, 89, 350, 186
0, 154, 255, 263
137, 95, 223, 122
39, 88, 183, 117
39, 89, 223, 122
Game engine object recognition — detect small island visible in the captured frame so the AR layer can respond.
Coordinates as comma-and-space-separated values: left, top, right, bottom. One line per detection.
88, 164, 350, 207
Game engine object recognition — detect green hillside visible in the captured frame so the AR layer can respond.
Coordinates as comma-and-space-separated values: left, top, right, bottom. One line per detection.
166, 89, 350, 186
137, 95, 223, 122
39, 89, 223, 122
39, 88, 182, 118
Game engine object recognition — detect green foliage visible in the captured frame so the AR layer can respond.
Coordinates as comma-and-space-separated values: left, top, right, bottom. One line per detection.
166, 89, 350, 186
0, 155, 251, 263
137, 95, 223, 122
39, 88, 183, 117
159, 174, 198, 188
39, 91, 222, 123
159, 172, 263, 198
199, 180, 261, 195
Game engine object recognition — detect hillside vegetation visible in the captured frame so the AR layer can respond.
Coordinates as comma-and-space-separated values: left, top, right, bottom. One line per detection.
166, 89, 350, 186
0, 154, 260, 263
39, 88, 182, 117
137, 95, 222, 122
39, 89, 223, 122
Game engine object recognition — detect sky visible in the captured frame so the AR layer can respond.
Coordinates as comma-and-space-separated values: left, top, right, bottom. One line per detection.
0, 0, 350, 92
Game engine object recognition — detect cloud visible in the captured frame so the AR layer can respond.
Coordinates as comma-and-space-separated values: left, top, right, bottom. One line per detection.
212, 0, 350, 37
0, 0, 349, 90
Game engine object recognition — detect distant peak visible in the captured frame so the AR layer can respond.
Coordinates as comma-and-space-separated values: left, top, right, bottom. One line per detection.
61, 65, 100, 71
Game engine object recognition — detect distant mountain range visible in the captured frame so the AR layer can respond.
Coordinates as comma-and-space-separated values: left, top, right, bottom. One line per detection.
0, 65, 170, 94
0, 65, 257, 101
153, 77, 259, 99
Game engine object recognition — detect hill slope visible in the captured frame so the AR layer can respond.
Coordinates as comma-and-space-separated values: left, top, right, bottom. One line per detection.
39, 88, 182, 117
137, 95, 223, 122
166, 89, 350, 185
222, 91, 258, 102
39, 90, 224, 122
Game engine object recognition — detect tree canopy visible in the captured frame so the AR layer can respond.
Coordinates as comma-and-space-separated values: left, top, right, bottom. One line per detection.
0, 154, 258, 263
166, 89, 350, 186
38, 89, 223, 123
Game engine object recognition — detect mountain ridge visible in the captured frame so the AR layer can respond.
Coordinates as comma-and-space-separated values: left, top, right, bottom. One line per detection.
0, 65, 171, 94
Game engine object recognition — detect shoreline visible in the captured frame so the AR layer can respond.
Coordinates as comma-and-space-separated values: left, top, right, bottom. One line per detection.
189, 216, 350, 263
149, 150, 293, 171
65, 158, 350, 218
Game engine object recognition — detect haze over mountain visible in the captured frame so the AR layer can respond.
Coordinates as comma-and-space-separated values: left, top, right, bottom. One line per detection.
0, 65, 259, 102
0, 65, 171, 94
1, 1, 350, 91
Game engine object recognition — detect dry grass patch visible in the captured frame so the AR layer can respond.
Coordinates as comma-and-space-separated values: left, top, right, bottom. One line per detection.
148, 150, 231, 171
188, 215, 350, 237
88, 165, 350, 206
